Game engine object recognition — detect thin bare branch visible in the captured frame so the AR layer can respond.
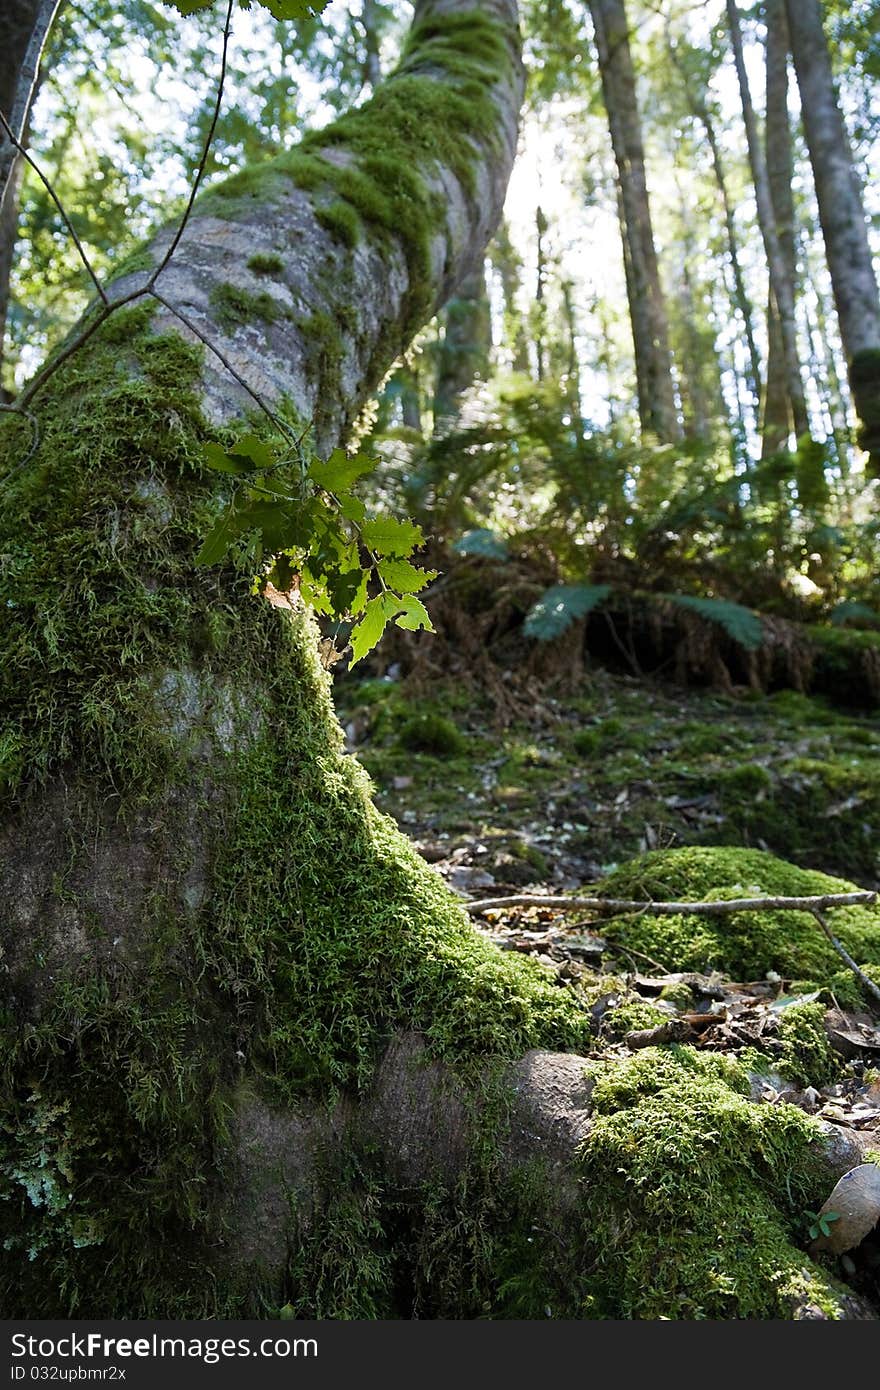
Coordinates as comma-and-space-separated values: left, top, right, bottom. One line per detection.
0, 107, 107, 304
147, 0, 235, 290
464, 891, 878, 917
811, 908, 880, 1005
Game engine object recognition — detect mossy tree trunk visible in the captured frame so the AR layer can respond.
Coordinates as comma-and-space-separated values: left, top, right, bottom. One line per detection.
0, 0, 874, 1321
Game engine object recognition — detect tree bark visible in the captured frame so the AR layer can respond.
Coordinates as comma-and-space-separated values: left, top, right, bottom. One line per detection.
361, 0, 383, 93
433, 262, 491, 425
762, 0, 798, 456
0, 0, 61, 395
784, 0, 880, 466
490, 217, 530, 373
726, 0, 810, 441
589, 0, 681, 442
664, 29, 762, 417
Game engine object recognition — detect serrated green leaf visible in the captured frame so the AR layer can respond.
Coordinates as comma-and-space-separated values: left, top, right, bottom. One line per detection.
327, 567, 368, 617
234, 500, 305, 552
337, 493, 366, 524
348, 594, 395, 665
393, 594, 434, 633
360, 516, 424, 557
299, 569, 334, 616
195, 506, 239, 565
523, 584, 611, 641
259, 0, 331, 19
228, 433, 275, 469
202, 442, 254, 475
308, 448, 374, 493
377, 557, 438, 594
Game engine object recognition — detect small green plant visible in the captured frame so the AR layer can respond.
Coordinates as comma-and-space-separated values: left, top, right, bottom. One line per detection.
806, 1209, 840, 1241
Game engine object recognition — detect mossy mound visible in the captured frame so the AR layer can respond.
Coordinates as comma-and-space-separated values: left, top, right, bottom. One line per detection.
577, 1047, 847, 1318
599, 846, 880, 979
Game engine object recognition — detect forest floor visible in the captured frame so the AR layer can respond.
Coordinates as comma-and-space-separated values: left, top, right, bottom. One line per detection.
336, 664, 880, 893
334, 660, 880, 1310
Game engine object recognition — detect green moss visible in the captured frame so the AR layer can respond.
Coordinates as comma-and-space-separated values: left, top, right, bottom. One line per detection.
299, 311, 346, 437
209, 282, 284, 331
397, 712, 465, 757
599, 847, 880, 979
600, 999, 668, 1040
720, 762, 772, 795
314, 201, 362, 250
246, 252, 284, 276
777, 1003, 839, 1088
659, 980, 695, 1008
575, 1047, 844, 1318
105, 246, 155, 285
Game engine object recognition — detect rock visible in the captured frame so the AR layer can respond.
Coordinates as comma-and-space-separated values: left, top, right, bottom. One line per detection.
810, 1163, 880, 1256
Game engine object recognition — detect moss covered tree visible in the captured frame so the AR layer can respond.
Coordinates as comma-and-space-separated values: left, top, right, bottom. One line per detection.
0, 0, 877, 1320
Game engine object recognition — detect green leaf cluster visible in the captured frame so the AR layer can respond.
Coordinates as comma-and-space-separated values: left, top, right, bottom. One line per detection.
196, 435, 436, 664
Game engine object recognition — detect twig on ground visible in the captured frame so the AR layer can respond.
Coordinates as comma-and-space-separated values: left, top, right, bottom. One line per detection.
464, 891, 877, 917
811, 908, 880, 1006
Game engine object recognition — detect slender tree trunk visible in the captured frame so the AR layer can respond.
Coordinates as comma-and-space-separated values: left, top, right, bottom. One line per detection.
433, 263, 491, 425
589, 0, 681, 442
0, 150, 24, 398
665, 29, 761, 416
726, 0, 810, 440
560, 277, 582, 426
491, 218, 530, 372
361, 0, 382, 92
784, 0, 880, 466
762, 0, 798, 456
534, 201, 548, 381
0, 0, 60, 394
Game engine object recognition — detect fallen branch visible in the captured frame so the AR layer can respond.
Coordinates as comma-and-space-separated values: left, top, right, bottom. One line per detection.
464, 890, 877, 917
811, 908, 880, 1006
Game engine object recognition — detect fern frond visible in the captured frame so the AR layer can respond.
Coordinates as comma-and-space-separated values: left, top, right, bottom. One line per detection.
667, 594, 763, 651
523, 584, 611, 641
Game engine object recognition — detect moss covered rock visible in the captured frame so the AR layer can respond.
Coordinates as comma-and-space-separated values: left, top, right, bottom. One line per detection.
599, 846, 880, 979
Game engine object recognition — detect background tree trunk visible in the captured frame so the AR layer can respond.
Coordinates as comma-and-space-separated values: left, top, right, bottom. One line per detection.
762, 0, 798, 456
0, 0, 60, 395
589, 0, 681, 442
726, 0, 810, 441
784, 0, 880, 466
433, 262, 491, 426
